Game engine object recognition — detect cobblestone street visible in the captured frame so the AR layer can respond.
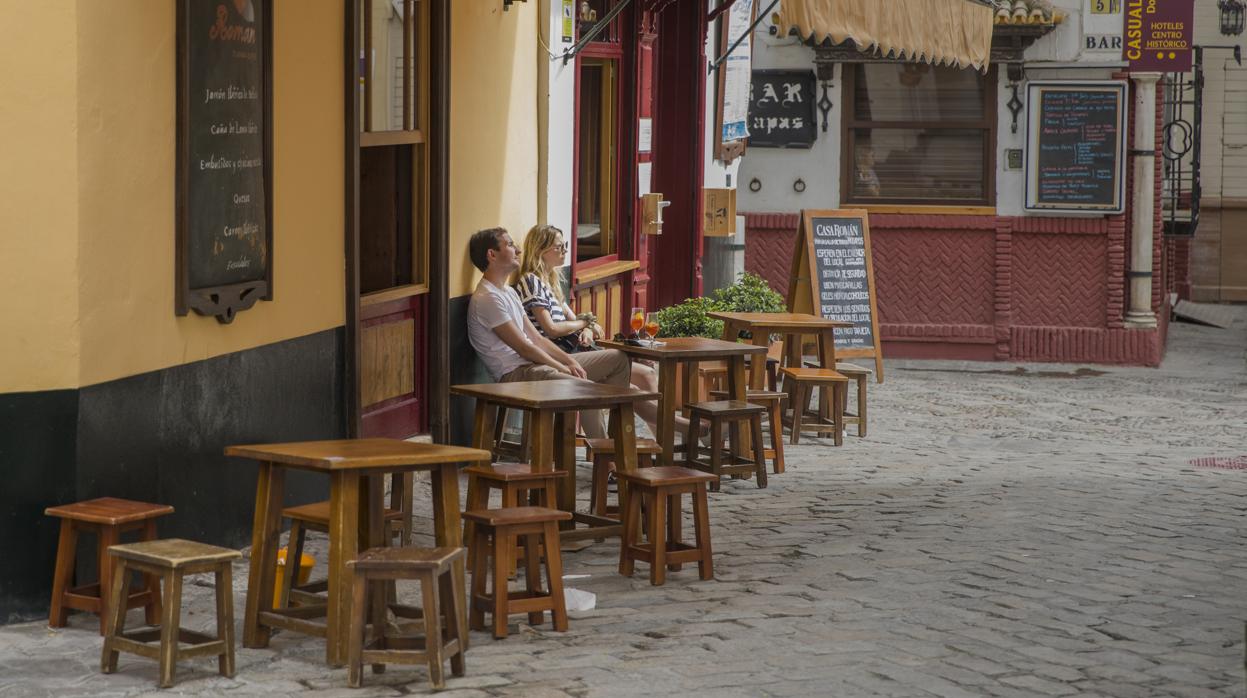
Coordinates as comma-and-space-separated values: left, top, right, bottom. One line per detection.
2, 312, 1245, 697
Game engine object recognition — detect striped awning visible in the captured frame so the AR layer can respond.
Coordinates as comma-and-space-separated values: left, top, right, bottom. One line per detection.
772, 0, 996, 71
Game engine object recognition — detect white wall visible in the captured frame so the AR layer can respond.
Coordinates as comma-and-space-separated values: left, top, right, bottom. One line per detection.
737, 26, 840, 213
740, 0, 1130, 217
539, 0, 577, 256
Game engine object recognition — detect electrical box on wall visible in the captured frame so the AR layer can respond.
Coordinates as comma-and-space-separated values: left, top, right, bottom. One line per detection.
703, 188, 737, 237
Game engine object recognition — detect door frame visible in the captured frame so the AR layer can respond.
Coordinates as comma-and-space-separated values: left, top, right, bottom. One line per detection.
345, 0, 451, 441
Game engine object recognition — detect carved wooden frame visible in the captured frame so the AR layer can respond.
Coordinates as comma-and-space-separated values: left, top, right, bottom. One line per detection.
176, 0, 275, 324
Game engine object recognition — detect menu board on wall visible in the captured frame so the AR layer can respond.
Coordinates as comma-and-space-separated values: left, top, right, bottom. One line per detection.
786, 209, 883, 380
1024, 81, 1127, 214
177, 0, 272, 324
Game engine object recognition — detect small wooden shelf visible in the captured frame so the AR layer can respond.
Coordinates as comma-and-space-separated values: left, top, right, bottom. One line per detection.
573, 260, 640, 286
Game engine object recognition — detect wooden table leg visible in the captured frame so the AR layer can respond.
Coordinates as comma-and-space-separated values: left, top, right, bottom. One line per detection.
362, 473, 386, 636
728, 355, 749, 460
749, 333, 770, 391
657, 359, 678, 466
431, 462, 468, 651
817, 330, 839, 422
243, 462, 285, 650
97, 524, 119, 635
465, 400, 498, 550
471, 400, 498, 452
609, 402, 639, 518
326, 470, 363, 666
553, 412, 576, 530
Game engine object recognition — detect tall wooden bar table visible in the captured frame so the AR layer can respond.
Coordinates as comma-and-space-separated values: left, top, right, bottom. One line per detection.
708, 312, 853, 389
599, 337, 766, 466
225, 439, 490, 666
449, 381, 657, 541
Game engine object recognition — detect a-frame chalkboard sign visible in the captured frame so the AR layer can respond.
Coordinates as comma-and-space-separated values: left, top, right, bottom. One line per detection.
786, 209, 883, 382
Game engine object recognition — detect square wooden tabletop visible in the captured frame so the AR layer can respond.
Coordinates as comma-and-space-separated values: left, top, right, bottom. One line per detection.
449, 380, 658, 409
224, 438, 491, 471
598, 336, 767, 360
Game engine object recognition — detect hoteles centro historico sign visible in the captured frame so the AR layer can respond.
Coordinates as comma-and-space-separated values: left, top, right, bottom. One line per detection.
1123, 0, 1195, 72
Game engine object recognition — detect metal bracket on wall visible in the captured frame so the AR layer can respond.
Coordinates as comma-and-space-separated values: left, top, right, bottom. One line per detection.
1005, 63, 1025, 134
1007, 83, 1023, 134
818, 81, 833, 133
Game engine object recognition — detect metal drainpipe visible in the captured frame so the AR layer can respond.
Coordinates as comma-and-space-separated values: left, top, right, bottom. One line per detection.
1126, 72, 1162, 328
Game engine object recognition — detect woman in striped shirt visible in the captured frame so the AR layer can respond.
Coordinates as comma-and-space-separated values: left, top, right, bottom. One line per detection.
512, 224, 693, 439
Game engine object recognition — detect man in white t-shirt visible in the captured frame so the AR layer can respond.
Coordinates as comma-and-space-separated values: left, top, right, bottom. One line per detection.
466, 227, 630, 438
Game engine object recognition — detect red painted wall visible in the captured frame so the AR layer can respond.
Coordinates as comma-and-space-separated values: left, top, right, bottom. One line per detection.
744, 210, 1164, 365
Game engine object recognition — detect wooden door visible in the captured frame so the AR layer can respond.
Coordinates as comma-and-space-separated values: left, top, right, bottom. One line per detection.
353, 0, 431, 438
645, 1, 707, 309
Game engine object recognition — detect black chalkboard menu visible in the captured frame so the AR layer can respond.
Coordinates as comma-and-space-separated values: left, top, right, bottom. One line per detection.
1024, 81, 1127, 214
786, 209, 883, 380
176, 0, 272, 323
748, 70, 817, 149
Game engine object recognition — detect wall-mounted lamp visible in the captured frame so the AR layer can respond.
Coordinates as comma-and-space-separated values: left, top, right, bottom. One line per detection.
503, 0, 528, 10
1220, 0, 1245, 36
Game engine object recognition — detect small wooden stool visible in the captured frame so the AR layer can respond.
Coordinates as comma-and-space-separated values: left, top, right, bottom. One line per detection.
710, 389, 788, 474
277, 500, 407, 609
685, 400, 769, 491
463, 506, 571, 639
462, 463, 566, 574
584, 437, 661, 518
618, 466, 715, 586
346, 546, 467, 689
46, 497, 173, 634
806, 360, 871, 437
780, 367, 848, 446
100, 538, 240, 689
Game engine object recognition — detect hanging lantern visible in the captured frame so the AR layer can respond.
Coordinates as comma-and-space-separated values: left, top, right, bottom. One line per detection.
1220, 0, 1246, 37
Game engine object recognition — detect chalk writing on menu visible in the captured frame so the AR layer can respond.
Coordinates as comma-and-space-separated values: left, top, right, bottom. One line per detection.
1026, 83, 1124, 212
748, 70, 817, 148
809, 217, 874, 350
187, 0, 267, 289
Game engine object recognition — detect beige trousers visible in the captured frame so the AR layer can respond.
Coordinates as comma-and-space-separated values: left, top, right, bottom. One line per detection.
500, 349, 631, 438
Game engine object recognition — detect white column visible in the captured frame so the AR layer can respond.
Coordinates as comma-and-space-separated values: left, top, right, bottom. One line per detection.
1125, 72, 1161, 328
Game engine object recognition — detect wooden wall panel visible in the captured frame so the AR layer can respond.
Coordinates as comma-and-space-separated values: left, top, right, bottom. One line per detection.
361, 318, 415, 406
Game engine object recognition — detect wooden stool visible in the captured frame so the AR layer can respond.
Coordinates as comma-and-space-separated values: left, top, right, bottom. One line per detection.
806, 360, 871, 437
780, 366, 848, 446
618, 466, 715, 586
100, 538, 240, 689
346, 546, 467, 690
46, 497, 173, 634
278, 500, 406, 609
463, 506, 571, 639
685, 400, 769, 491
584, 437, 661, 518
462, 463, 566, 575
710, 389, 788, 474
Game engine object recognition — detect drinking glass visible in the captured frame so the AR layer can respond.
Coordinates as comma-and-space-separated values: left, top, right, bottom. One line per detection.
630, 307, 645, 338
644, 312, 660, 347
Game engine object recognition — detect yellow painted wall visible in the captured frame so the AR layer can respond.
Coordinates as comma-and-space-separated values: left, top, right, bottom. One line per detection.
73, 0, 345, 387
0, 1, 81, 392
449, 1, 541, 297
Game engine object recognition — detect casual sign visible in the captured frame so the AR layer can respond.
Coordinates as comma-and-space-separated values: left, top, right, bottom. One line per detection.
786, 209, 883, 379
747, 70, 817, 148
1123, 0, 1195, 72
1025, 81, 1127, 214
